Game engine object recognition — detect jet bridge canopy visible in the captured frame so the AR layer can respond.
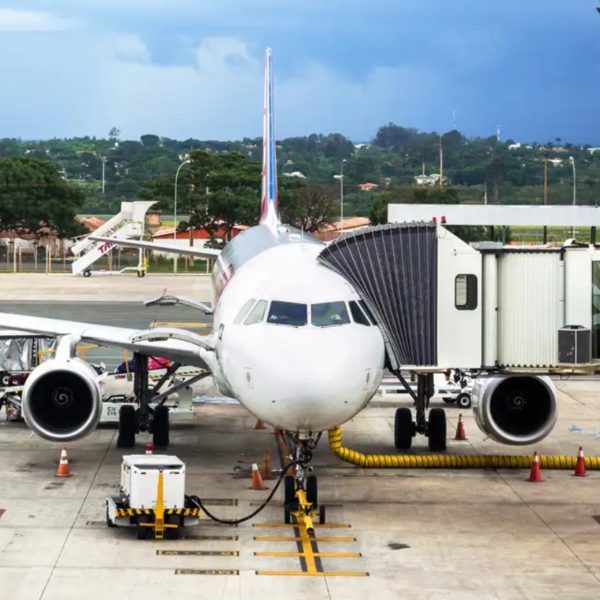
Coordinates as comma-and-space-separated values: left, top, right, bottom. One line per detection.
318, 222, 437, 370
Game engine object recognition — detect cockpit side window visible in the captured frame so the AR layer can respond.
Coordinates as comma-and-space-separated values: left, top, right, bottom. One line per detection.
244, 300, 268, 325
267, 301, 307, 327
349, 301, 370, 326
311, 301, 350, 327
234, 298, 256, 324
359, 300, 377, 325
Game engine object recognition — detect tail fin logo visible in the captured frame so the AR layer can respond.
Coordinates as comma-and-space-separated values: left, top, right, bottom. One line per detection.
260, 48, 280, 232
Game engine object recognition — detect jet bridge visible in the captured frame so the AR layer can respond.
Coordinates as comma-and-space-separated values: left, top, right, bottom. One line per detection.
319, 223, 600, 372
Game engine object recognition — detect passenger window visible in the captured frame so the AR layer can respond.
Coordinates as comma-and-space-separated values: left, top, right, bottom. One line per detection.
311, 301, 350, 327
244, 300, 267, 325
267, 301, 307, 327
359, 300, 376, 325
349, 301, 370, 326
455, 274, 478, 310
234, 299, 256, 324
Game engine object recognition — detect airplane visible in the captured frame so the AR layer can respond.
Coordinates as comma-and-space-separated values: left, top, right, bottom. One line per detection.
0, 49, 558, 510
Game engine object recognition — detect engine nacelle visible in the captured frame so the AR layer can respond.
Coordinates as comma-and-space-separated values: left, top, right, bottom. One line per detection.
22, 358, 102, 442
472, 375, 557, 445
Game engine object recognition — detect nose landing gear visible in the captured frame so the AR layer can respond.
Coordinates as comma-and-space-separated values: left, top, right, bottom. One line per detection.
282, 434, 326, 533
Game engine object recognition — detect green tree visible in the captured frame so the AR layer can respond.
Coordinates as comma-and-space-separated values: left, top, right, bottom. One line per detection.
0, 158, 85, 238
280, 182, 337, 231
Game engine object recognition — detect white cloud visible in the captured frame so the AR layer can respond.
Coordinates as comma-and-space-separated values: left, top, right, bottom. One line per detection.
0, 8, 73, 32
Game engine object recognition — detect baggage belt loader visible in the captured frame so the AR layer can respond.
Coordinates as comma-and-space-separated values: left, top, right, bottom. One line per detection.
106, 454, 200, 539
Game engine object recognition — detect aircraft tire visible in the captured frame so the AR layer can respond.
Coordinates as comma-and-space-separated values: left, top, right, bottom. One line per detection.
152, 405, 170, 448
456, 393, 472, 409
306, 475, 318, 506
319, 505, 326, 525
117, 405, 136, 448
428, 408, 447, 452
394, 407, 413, 450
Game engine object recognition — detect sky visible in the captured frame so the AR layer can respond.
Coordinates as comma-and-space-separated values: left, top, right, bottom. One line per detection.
0, 1, 598, 144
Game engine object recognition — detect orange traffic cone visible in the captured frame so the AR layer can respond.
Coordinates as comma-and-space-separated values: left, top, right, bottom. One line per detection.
573, 446, 588, 477
527, 451, 544, 482
261, 449, 273, 479
250, 462, 267, 490
254, 419, 266, 430
55, 448, 72, 478
454, 414, 467, 441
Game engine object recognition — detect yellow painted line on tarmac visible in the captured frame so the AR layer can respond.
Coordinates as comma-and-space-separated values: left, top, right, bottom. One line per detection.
253, 523, 351, 529
176, 569, 239, 576
255, 571, 369, 577
254, 536, 356, 543
255, 551, 361, 558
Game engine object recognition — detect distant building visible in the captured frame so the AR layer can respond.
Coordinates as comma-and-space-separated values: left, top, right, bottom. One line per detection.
315, 217, 371, 242
508, 143, 522, 150
358, 182, 379, 192
414, 173, 445, 186
588, 147, 600, 155
282, 171, 306, 179
547, 158, 563, 167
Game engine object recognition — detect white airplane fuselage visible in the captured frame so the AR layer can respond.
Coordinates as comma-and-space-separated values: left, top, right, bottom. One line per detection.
210, 236, 386, 433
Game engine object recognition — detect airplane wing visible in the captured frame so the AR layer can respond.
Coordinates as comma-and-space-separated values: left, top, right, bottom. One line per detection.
0, 313, 216, 371
90, 236, 221, 260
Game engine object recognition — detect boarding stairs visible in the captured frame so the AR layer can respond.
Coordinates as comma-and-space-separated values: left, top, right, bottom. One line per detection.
71, 201, 156, 276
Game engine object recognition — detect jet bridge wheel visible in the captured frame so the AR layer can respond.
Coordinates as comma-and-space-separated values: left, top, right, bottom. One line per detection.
117, 405, 136, 448
394, 407, 414, 450
152, 405, 169, 448
427, 408, 447, 452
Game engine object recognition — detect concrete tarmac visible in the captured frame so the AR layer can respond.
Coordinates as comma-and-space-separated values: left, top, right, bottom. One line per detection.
1, 278, 600, 598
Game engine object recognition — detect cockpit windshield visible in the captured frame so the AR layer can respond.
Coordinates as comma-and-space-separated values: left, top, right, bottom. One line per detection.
267, 301, 307, 327
311, 301, 350, 327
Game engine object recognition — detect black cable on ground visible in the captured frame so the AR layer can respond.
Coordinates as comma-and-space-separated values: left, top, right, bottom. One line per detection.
187, 461, 296, 526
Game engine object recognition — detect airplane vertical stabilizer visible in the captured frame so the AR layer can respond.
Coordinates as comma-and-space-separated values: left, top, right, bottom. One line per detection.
259, 48, 280, 233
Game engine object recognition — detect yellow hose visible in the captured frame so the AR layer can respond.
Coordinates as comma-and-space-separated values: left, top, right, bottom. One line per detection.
328, 427, 600, 470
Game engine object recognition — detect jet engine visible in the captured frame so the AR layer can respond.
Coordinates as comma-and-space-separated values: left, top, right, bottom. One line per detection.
471, 375, 557, 445
22, 358, 102, 442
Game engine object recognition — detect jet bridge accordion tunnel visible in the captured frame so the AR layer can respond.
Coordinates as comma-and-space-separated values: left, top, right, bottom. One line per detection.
318, 222, 437, 371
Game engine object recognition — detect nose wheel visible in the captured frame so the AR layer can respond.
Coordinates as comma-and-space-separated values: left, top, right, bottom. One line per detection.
283, 435, 326, 531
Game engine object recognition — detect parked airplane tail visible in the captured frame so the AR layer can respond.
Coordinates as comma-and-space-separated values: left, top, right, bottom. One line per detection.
259, 48, 280, 233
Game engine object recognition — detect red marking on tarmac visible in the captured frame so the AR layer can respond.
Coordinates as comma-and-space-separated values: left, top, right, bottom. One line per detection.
0, 509, 5, 519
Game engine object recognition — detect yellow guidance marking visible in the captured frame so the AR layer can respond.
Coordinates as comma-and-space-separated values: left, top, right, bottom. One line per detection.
255, 571, 369, 577
158, 550, 238, 557
253, 523, 350, 529
255, 551, 361, 558
176, 569, 239, 576
254, 536, 356, 543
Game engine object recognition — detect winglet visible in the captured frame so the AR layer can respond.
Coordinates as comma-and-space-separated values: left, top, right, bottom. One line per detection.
259, 48, 280, 233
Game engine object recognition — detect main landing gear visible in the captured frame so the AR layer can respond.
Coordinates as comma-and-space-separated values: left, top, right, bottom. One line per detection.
282, 433, 326, 533
117, 353, 209, 449
393, 372, 447, 452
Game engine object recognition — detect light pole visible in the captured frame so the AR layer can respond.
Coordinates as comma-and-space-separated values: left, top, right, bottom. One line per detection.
173, 158, 191, 273
569, 156, 576, 238
340, 159, 346, 232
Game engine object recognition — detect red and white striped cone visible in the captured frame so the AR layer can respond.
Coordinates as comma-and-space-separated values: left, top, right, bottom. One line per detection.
527, 451, 544, 483
55, 448, 73, 478
145, 443, 154, 455
573, 446, 588, 477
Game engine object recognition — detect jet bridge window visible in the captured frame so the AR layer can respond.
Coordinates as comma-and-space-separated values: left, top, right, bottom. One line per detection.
311, 301, 350, 327
234, 299, 256, 324
455, 274, 478, 310
267, 301, 307, 327
244, 300, 268, 325
349, 301, 370, 326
